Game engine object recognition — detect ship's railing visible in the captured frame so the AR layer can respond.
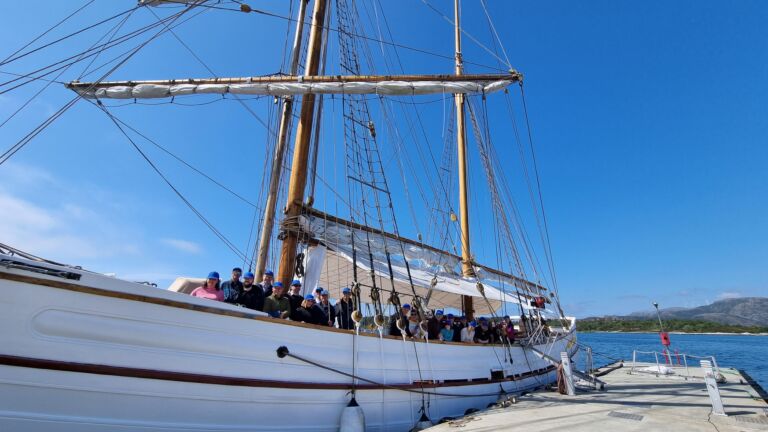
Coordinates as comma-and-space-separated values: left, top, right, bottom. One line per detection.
629, 349, 720, 379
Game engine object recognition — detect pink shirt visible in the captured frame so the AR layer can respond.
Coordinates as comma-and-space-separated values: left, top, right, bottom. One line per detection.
190, 286, 224, 302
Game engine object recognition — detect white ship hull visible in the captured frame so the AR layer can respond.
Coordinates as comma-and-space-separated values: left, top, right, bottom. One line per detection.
0, 254, 576, 431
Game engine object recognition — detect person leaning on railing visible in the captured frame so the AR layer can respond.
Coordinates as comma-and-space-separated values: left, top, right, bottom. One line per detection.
190, 272, 224, 302
263, 282, 290, 319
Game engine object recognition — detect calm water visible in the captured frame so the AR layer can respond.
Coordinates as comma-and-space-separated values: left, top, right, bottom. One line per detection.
576, 332, 768, 391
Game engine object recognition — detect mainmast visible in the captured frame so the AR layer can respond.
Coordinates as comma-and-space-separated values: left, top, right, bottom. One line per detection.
276, 0, 328, 287
253, 0, 309, 281
454, 0, 474, 319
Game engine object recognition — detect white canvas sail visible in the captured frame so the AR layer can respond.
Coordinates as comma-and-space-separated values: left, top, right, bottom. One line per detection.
298, 212, 549, 315
69, 80, 515, 100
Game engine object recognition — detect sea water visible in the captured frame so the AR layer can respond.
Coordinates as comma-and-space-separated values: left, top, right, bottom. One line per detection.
577, 332, 768, 391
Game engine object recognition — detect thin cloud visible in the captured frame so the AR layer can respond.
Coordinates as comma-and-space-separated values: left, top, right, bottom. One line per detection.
716, 291, 742, 300
161, 238, 202, 254
0, 163, 141, 261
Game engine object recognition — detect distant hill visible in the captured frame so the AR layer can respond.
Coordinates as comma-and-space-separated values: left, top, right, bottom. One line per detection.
587, 297, 768, 327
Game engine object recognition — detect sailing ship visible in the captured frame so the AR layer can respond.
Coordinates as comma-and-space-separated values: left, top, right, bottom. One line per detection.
0, 0, 577, 430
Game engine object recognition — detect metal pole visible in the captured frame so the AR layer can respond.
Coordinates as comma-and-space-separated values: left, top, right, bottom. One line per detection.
254, 0, 309, 280
653, 302, 665, 332
631, 350, 636, 374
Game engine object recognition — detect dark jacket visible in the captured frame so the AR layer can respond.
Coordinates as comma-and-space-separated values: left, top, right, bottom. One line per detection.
237, 285, 265, 311
294, 307, 319, 325
452, 322, 464, 342
426, 317, 442, 340
309, 304, 328, 325
474, 325, 494, 344
288, 294, 304, 321
257, 282, 273, 299
389, 312, 407, 337
335, 298, 355, 330
221, 279, 243, 304
316, 301, 336, 327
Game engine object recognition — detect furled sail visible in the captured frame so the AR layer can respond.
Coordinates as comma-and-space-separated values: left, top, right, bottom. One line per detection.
66, 73, 521, 100
297, 209, 548, 316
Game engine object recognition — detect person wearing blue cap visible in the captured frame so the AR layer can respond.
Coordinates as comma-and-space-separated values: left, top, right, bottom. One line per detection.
190, 271, 224, 302
293, 294, 321, 325
426, 309, 443, 340
474, 317, 493, 344
221, 267, 243, 304
461, 320, 477, 343
388, 303, 411, 337
257, 269, 275, 297
263, 282, 290, 319
317, 288, 336, 327
438, 319, 454, 342
236, 271, 265, 311
287, 280, 304, 320
451, 314, 464, 342
335, 287, 355, 330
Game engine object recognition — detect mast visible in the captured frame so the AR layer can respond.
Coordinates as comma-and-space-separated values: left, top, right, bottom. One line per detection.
454, 0, 474, 319
276, 0, 328, 286
254, 0, 309, 281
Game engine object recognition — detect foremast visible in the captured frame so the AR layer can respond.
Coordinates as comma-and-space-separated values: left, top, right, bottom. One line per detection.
253, 0, 309, 282
454, 0, 474, 319
275, 0, 328, 287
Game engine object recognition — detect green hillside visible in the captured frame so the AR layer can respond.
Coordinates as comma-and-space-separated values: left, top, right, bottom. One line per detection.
579, 318, 768, 334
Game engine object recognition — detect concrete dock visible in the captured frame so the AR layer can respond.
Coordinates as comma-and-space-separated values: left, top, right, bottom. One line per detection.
426, 362, 768, 431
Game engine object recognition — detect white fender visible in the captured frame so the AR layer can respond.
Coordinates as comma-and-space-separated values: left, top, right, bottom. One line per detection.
339, 398, 365, 432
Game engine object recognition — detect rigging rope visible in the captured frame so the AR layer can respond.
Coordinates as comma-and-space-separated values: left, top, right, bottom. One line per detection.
277, 345, 544, 398
193, 1, 507, 72
92, 100, 249, 262
0, 8, 191, 93
0, 3, 199, 166
0, 3, 137, 67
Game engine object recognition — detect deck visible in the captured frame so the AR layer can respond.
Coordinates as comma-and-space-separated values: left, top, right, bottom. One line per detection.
424, 361, 768, 431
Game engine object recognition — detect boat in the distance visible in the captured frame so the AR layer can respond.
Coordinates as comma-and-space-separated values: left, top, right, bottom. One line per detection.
0, 0, 577, 430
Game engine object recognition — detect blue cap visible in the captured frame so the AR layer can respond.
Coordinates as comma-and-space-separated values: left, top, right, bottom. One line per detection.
207, 271, 220, 279
469, 320, 477, 327
291, 279, 302, 286
479, 317, 488, 322
435, 309, 444, 315
447, 313, 454, 319
273, 281, 283, 288
264, 270, 274, 276
342, 287, 351, 293
304, 294, 315, 300
321, 289, 329, 295
315, 287, 323, 292
244, 272, 254, 279
402, 304, 411, 309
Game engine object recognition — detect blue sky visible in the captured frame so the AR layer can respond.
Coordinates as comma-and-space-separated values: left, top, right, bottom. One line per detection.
0, 0, 766, 317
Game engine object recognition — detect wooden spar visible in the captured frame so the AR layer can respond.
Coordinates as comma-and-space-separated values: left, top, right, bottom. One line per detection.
65, 73, 521, 89
454, 0, 474, 319
253, 0, 309, 282
276, 0, 327, 287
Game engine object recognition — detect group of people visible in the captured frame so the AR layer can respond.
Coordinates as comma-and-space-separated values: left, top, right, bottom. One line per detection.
189, 267, 356, 329
190, 267, 544, 344
387, 303, 520, 344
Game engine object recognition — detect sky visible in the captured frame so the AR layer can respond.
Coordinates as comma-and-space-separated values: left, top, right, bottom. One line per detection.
0, 0, 766, 318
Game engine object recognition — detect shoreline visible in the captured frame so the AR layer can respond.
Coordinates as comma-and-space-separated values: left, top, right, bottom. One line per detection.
580, 330, 768, 336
